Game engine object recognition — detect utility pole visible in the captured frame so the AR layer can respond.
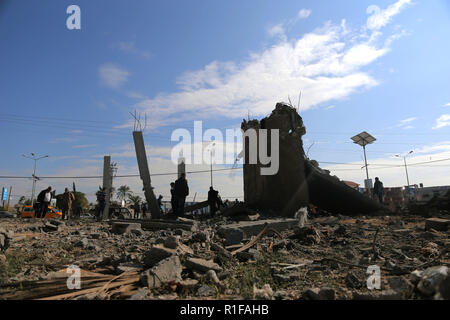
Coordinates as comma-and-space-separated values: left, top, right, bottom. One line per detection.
6, 186, 12, 210
23, 153, 49, 205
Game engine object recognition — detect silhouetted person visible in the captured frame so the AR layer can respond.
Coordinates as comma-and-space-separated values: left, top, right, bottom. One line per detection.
374, 177, 384, 204
97, 187, 106, 221
170, 182, 178, 215
208, 187, 219, 218
37, 186, 52, 219
174, 173, 189, 217
134, 201, 141, 219
61, 187, 75, 220
142, 202, 147, 219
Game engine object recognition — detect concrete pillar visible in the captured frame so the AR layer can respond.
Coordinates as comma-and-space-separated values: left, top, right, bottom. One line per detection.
133, 131, 161, 219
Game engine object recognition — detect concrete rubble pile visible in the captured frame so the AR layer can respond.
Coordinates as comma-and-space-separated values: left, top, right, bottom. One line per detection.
0, 213, 448, 300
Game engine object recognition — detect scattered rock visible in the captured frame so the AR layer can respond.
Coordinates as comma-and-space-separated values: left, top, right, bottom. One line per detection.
111, 222, 142, 235
253, 284, 273, 300
417, 266, 449, 297
140, 256, 182, 289
197, 284, 216, 297
184, 257, 222, 273
217, 227, 244, 246
425, 218, 450, 232
143, 245, 176, 268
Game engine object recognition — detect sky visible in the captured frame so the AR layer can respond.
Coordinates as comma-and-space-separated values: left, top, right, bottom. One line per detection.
1, 0, 450, 205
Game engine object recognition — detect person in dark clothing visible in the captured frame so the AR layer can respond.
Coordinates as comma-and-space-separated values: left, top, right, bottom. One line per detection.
174, 174, 189, 217
170, 182, 178, 215
374, 177, 384, 204
141, 203, 147, 219
157, 195, 164, 215
37, 186, 52, 219
96, 187, 106, 221
208, 187, 219, 218
133, 201, 141, 219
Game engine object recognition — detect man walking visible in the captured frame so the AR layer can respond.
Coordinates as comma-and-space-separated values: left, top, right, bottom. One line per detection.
174, 173, 189, 217
61, 188, 75, 220
134, 201, 141, 219
37, 186, 52, 219
374, 177, 384, 204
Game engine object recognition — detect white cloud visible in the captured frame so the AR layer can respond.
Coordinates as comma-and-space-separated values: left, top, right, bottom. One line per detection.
99, 63, 130, 89
433, 114, 450, 129
72, 144, 97, 149
113, 41, 152, 59
444, 103, 450, 107
298, 9, 312, 19
268, 24, 286, 41
366, 0, 412, 30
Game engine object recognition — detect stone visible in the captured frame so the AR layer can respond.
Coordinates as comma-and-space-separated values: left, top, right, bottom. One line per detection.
75, 238, 89, 249
206, 270, 221, 284
346, 272, 362, 289
218, 219, 297, 238
43, 222, 60, 232
197, 284, 216, 297
302, 288, 320, 300
116, 262, 144, 274
140, 256, 182, 289
111, 222, 142, 235
217, 227, 244, 246
290, 226, 320, 244
164, 236, 179, 249
388, 277, 414, 299
253, 284, 274, 300
128, 288, 149, 300
417, 266, 449, 296
143, 245, 176, 268
319, 287, 336, 300
425, 218, 450, 232
184, 257, 223, 273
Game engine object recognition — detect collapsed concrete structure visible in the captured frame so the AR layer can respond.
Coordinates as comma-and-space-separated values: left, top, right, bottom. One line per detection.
241, 102, 385, 217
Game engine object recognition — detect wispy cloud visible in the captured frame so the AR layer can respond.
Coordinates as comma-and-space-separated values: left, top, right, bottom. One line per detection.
444, 102, 450, 107
366, 0, 412, 30
113, 41, 152, 59
298, 9, 312, 19
433, 114, 450, 129
98, 63, 130, 89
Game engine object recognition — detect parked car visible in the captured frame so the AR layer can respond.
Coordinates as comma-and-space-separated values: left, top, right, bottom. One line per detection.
20, 205, 62, 219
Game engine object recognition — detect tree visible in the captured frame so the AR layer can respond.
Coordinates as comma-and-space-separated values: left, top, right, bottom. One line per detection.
117, 185, 132, 204
127, 195, 142, 207
56, 191, 89, 210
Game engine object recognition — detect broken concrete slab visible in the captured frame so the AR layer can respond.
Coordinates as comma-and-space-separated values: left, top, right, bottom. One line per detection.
217, 227, 244, 246
141, 255, 182, 289
184, 257, 223, 273
218, 219, 297, 238
425, 218, 450, 231
143, 245, 176, 268
111, 222, 142, 235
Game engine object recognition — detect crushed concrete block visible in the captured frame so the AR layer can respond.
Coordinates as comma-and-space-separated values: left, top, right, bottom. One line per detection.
143, 245, 176, 268
184, 257, 223, 273
140, 256, 182, 289
425, 218, 450, 231
197, 284, 216, 297
217, 227, 244, 246
111, 222, 142, 235
163, 236, 179, 249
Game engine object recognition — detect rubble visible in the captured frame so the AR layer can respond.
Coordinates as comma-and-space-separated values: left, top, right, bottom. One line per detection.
0, 213, 448, 300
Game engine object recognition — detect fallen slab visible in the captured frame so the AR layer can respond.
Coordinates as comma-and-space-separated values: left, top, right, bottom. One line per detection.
112, 219, 198, 232
218, 219, 298, 238
111, 222, 142, 235
425, 218, 450, 232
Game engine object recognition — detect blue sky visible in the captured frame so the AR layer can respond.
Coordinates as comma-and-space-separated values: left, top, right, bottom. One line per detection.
1, 0, 450, 203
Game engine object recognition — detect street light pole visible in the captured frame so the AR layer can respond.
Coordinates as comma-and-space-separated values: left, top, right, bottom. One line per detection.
396, 150, 413, 187
23, 153, 49, 205
363, 144, 369, 181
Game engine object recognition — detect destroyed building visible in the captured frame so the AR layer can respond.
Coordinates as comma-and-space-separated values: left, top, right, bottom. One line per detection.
242, 102, 385, 217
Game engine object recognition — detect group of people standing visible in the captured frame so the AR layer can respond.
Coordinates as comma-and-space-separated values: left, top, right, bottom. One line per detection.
35, 186, 74, 220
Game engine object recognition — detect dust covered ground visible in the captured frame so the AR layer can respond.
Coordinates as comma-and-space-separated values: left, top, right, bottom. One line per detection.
0, 213, 449, 300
